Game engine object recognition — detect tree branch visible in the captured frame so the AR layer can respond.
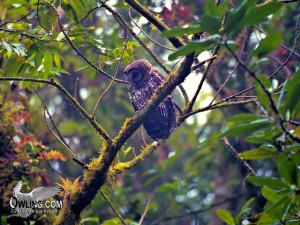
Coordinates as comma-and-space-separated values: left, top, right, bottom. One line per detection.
100, 1, 190, 107
100, 190, 128, 225
44, 0, 127, 84
225, 43, 300, 143
221, 137, 257, 176
112, 142, 159, 174
54, 52, 195, 224
154, 193, 244, 223
124, 0, 184, 48
0, 77, 112, 143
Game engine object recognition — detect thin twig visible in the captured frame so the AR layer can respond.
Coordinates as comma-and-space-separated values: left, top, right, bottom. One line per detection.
124, 0, 184, 48
187, 47, 220, 112
92, 40, 129, 118
138, 192, 154, 225
255, 25, 300, 60
225, 42, 300, 143
74, 77, 80, 100
0, 77, 112, 143
154, 193, 244, 223
288, 120, 300, 126
214, 14, 300, 107
209, 62, 239, 106
268, 13, 300, 78
40, 150, 73, 179
35, 89, 86, 168
277, 0, 300, 3
221, 137, 257, 176
128, 7, 176, 51
100, 1, 190, 106
180, 98, 257, 121
0, 28, 49, 41
0, 11, 34, 28
76, 6, 102, 24
43, 0, 127, 84
100, 190, 128, 225
37, 0, 51, 31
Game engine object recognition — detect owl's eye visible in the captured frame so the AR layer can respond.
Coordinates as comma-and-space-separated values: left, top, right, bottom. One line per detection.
129, 69, 143, 83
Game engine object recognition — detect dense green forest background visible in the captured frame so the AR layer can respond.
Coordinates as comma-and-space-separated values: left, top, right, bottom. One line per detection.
0, 0, 300, 224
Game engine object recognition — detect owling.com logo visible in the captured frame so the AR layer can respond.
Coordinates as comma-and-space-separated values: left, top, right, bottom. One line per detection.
10, 181, 62, 218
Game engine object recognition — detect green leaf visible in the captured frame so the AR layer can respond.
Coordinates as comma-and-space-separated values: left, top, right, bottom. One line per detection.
240, 198, 255, 213
168, 35, 219, 60
224, 0, 256, 34
200, 15, 221, 34
2, 41, 12, 54
264, 193, 291, 219
255, 81, 269, 109
6, 0, 26, 4
257, 74, 272, 89
257, 213, 280, 224
235, 198, 255, 223
238, 146, 277, 160
261, 186, 279, 202
102, 218, 121, 225
53, 53, 61, 68
0, 3, 8, 20
12, 43, 26, 57
247, 176, 289, 189
252, 33, 282, 58
216, 209, 235, 225
277, 154, 298, 185
80, 217, 99, 224
286, 68, 300, 114
43, 52, 53, 76
162, 27, 202, 38
204, 0, 228, 18
223, 120, 271, 137
242, 2, 283, 27
34, 50, 44, 69
245, 134, 266, 144
227, 114, 266, 123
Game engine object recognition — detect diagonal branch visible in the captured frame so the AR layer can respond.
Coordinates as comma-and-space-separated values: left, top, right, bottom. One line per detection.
0, 77, 112, 143
100, 1, 190, 106
128, 7, 176, 51
43, 0, 127, 84
54, 52, 196, 225
100, 190, 128, 225
124, 0, 184, 48
225, 43, 300, 143
222, 137, 257, 176
92, 40, 129, 118
154, 193, 244, 223
112, 142, 159, 174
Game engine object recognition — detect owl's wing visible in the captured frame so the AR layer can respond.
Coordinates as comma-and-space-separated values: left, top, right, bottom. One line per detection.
129, 88, 145, 111
31, 186, 60, 201
151, 69, 166, 85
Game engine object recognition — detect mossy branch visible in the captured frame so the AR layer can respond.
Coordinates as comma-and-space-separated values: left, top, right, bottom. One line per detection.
112, 142, 159, 174
54, 52, 195, 224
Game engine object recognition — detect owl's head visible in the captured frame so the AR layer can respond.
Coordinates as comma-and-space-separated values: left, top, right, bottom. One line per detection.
124, 60, 153, 89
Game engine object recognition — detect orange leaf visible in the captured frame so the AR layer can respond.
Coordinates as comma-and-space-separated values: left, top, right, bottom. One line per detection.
37, 150, 67, 161
56, 176, 81, 196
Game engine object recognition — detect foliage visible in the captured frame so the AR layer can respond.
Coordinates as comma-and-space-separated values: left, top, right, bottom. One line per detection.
0, 87, 55, 224
0, 0, 300, 224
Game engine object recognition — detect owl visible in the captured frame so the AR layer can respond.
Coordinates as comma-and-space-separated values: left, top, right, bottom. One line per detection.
124, 59, 177, 141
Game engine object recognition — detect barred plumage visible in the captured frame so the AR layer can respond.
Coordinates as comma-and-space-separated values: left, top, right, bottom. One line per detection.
124, 59, 177, 141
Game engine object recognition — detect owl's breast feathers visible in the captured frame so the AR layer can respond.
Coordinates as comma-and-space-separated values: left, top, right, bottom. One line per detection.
129, 71, 177, 141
